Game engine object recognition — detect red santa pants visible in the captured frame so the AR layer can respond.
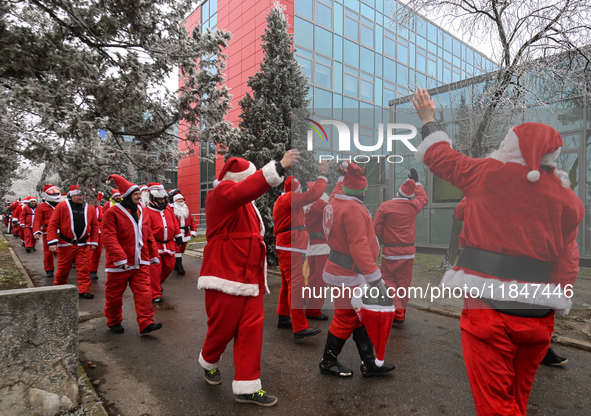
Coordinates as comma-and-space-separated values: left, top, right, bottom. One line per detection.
201, 289, 264, 394
90, 233, 102, 272
105, 266, 154, 332
461, 297, 554, 416
42, 234, 55, 272
54, 245, 91, 294
381, 258, 414, 320
23, 227, 36, 249
328, 285, 364, 339
304, 254, 328, 318
276, 250, 309, 333
149, 253, 175, 299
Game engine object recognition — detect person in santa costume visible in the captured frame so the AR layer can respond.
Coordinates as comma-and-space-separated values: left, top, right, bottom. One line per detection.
145, 182, 182, 302
140, 185, 150, 208
373, 169, 428, 323
47, 185, 100, 299
273, 162, 328, 338
302, 180, 331, 321
172, 193, 196, 275
89, 189, 105, 280
102, 175, 162, 335
19, 196, 38, 252
102, 189, 122, 214
319, 161, 395, 378
33, 185, 61, 278
412, 88, 584, 416
197, 150, 298, 407
12, 199, 25, 243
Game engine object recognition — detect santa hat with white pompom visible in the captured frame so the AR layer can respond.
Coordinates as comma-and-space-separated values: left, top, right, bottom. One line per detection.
213, 157, 256, 188
503, 123, 564, 183
341, 161, 368, 195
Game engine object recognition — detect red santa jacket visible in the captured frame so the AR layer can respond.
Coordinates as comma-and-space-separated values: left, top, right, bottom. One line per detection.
12, 204, 22, 225
33, 202, 56, 236
304, 195, 330, 257
145, 205, 181, 255
47, 200, 99, 247
374, 181, 428, 259
323, 194, 381, 287
102, 201, 116, 215
198, 160, 284, 297
273, 176, 327, 253
328, 176, 344, 202
454, 197, 466, 221
19, 205, 35, 228
417, 130, 584, 313
102, 204, 159, 272
173, 205, 196, 242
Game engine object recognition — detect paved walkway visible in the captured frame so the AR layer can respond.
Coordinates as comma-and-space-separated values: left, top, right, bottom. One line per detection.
6, 237, 591, 415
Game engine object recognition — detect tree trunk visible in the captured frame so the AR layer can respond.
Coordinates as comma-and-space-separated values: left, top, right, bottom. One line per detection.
441, 215, 463, 271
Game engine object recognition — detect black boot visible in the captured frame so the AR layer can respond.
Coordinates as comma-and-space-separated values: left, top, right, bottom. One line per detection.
319, 331, 353, 377
353, 326, 395, 377
175, 257, 185, 275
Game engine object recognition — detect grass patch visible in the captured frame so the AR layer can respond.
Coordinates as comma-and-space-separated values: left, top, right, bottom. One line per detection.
579, 267, 591, 277
0, 237, 28, 290
414, 253, 446, 279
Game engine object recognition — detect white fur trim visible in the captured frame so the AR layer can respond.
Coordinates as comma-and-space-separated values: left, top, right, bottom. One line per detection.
382, 254, 415, 260
307, 243, 330, 257
320, 193, 329, 203
275, 245, 308, 254
351, 282, 396, 312
527, 170, 540, 182
398, 188, 415, 198
364, 268, 382, 284
150, 257, 160, 264
337, 176, 344, 183
323, 270, 365, 287
441, 269, 572, 314
225, 162, 256, 182
375, 358, 384, 367
173, 193, 184, 202
415, 131, 453, 163
232, 379, 262, 395
261, 160, 284, 187
175, 252, 183, 258
199, 350, 218, 371
198, 276, 260, 297
342, 161, 349, 168
213, 179, 220, 188
317, 175, 328, 182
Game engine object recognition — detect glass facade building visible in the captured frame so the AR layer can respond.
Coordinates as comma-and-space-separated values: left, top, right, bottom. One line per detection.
179, 0, 494, 225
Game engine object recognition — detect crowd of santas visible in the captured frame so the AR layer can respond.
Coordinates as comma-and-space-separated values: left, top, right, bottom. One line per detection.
3, 181, 197, 335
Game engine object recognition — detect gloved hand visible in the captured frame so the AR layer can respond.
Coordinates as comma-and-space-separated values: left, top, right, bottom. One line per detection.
175, 237, 184, 246
190, 231, 198, 237
408, 168, 419, 182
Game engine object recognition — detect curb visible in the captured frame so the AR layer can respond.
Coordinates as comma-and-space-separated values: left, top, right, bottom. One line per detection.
78, 364, 109, 416
0, 232, 34, 288
410, 302, 591, 353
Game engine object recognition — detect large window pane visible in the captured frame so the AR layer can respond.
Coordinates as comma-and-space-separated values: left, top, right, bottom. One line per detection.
334, 3, 343, 35
428, 58, 437, 78
361, 80, 373, 102
334, 61, 343, 93
398, 43, 409, 65
296, 0, 313, 20
315, 87, 333, 109
430, 208, 455, 245
375, 54, 382, 78
384, 37, 396, 59
294, 18, 314, 50
417, 53, 426, 73
334, 34, 343, 61
433, 176, 463, 203
315, 26, 333, 57
344, 40, 359, 67
384, 88, 395, 107
360, 47, 374, 74
345, 74, 358, 97
344, 0, 360, 12
316, 62, 332, 88
317, 2, 332, 28
361, 25, 374, 48
345, 17, 359, 41
375, 78, 382, 107
384, 57, 396, 83
397, 63, 409, 86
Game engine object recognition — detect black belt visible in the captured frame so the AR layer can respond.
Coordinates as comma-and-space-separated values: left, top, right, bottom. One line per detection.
58, 233, 88, 244
155, 239, 171, 244
384, 243, 414, 247
457, 247, 551, 284
480, 298, 552, 318
329, 249, 362, 274
309, 232, 324, 240
277, 226, 305, 234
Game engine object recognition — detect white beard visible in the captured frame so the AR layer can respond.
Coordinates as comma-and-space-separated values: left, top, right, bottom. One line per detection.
174, 202, 190, 220
141, 192, 150, 207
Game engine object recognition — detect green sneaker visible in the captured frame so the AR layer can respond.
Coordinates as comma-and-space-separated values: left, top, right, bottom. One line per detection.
235, 390, 278, 407
204, 368, 221, 385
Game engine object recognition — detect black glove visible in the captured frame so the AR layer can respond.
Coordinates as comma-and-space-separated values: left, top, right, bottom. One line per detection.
175, 237, 184, 246
408, 168, 419, 182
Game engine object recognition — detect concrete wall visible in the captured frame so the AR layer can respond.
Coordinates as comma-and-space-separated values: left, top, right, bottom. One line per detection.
0, 285, 79, 415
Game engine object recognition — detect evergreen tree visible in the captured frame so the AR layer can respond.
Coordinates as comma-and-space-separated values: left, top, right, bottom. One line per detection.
225, 3, 314, 265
